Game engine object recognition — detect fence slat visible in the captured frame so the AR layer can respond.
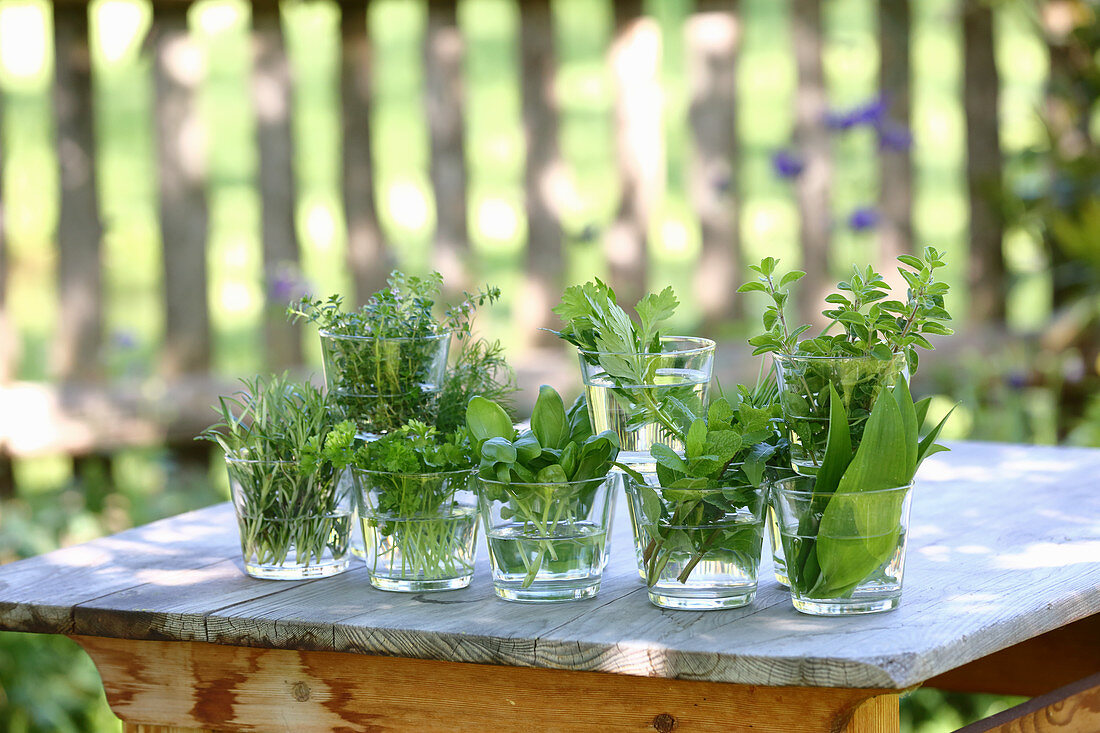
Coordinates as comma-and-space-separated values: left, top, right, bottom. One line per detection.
150, 6, 211, 378
52, 4, 103, 381
792, 0, 830, 324
252, 8, 302, 369
877, 0, 912, 265
687, 0, 741, 331
607, 0, 661, 310
341, 0, 390, 302
519, 0, 563, 345
425, 0, 469, 291
963, 0, 1005, 324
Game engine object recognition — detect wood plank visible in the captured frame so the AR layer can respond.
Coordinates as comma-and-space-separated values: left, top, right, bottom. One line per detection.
252, 8, 303, 369
2, 443, 1100, 691
52, 3, 103, 382
956, 672, 1100, 733
150, 6, 211, 378
843, 694, 899, 733
962, 0, 1005, 324
518, 0, 564, 347
124, 726, 213, 733
0, 503, 239, 635
340, 0, 391, 302
927, 614, 1100, 697
424, 0, 469, 291
73, 635, 895, 732
877, 0, 912, 266
792, 0, 831, 324
686, 0, 742, 331
607, 0, 661, 310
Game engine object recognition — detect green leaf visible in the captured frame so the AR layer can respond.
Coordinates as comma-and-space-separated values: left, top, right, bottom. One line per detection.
897, 254, 924, 270
535, 464, 569, 484
737, 281, 767, 293
707, 397, 734, 427
651, 443, 688, 474
531, 384, 570, 450
635, 286, 679, 348
481, 437, 517, 465
513, 432, 543, 462
917, 403, 956, 468
466, 396, 514, 442
685, 418, 707, 458
780, 270, 806, 288
890, 376, 918, 478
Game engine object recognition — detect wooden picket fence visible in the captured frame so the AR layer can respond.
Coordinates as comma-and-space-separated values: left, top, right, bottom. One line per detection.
0, 0, 1012, 487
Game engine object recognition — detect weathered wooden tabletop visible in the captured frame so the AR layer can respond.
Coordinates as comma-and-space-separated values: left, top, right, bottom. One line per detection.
2, 441, 1098, 690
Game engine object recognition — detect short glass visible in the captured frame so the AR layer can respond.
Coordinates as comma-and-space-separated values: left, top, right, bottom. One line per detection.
773, 353, 908, 474
577, 336, 715, 468
477, 475, 616, 603
771, 476, 914, 615
226, 457, 353, 580
624, 474, 767, 610
353, 468, 479, 592
319, 330, 451, 439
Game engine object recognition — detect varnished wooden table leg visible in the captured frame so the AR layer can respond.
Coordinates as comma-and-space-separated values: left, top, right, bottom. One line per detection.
74, 636, 899, 732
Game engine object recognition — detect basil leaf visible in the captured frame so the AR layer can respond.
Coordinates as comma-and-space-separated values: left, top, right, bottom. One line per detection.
513, 432, 543, 463
466, 396, 514, 442
531, 384, 570, 450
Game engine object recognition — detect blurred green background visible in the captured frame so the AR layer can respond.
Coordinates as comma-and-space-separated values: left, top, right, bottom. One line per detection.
1, 0, 1097, 730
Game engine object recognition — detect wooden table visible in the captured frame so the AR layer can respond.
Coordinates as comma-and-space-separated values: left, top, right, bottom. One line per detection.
1, 441, 1099, 732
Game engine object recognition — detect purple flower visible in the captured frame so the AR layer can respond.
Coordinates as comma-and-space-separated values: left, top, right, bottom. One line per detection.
825, 95, 889, 131
847, 207, 880, 232
111, 330, 137, 350
269, 264, 311, 303
1005, 371, 1029, 390
772, 150, 805, 179
878, 122, 913, 151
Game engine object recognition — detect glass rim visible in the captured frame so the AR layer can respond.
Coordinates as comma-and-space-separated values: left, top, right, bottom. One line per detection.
353, 467, 475, 479
770, 478, 915, 496
318, 329, 452, 343
235, 511, 351, 521
773, 351, 906, 363
476, 474, 613, 489
576, 335, 716, 358
625, 480, 760, 494
225, 455, 299, 466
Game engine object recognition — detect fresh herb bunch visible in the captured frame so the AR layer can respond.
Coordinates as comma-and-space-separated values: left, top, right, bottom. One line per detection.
199, 374, 357, 568
738, 249, 953, 470
783, 378, 953, 599
434, 338, 516, 433
288, 270, 507, 436
620, 377, 786, 587
351, 421, 477, 583
467, 386, 619, 588
739, 248, 953, 371
549, 279, 703, 450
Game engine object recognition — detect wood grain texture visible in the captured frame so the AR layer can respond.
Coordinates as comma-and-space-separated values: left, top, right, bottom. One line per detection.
124, 726, 213, 733
3, 443, 1100, 690
74, 636, 895, 732
956, 672, 1100, 733
842, 694, 899, 733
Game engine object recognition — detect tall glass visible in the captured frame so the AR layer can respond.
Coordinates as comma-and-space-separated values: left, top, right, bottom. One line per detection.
226, 457, 353, 580
771, 475, 914, 615
477, 475, 616, 603
625, 474, 767, 610
577, 336, 715, 468
354, 468, 479, 592
319, 330, 451, 439
773, 353, 908, 474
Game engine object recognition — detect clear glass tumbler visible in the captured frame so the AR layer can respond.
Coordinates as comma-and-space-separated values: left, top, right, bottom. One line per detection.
477, 475, 616, 603
226, 457, 353, 580
354, 468, 479, 592
577, 336, 715, 469
625, 474, 767, 610
771, 475, 914, 615
773, 353, 908, 475
319, 330, 451, 439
